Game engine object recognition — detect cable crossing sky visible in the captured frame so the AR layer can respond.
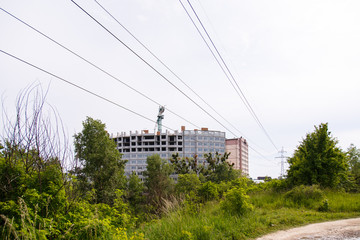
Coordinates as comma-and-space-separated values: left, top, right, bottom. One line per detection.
180, 0, 279, 152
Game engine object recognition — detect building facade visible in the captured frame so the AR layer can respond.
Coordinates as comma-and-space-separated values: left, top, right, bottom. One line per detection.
225, 137, 249, 175
111, 127, 226, 179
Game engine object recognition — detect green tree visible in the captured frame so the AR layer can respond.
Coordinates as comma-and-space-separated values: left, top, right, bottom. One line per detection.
126, 172, 145, 215
287, 123, 349, 188
1, 86, 68, 238
203, 152, 239, 183
347, 144, 360, 185
143, 154, 174, 209
170, 153, 204, 175
74, 117, 126, 205
198, 181, 218, 202
175, 173, 201, 195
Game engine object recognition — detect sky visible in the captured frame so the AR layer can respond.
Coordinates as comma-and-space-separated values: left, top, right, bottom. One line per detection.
1, 0, 360, 178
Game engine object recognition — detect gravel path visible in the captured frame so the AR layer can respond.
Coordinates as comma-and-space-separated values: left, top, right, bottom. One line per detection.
256, 218, 360, 240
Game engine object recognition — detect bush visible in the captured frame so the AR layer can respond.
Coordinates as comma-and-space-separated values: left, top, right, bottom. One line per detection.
220, 187, 253, 215
265, 179, 289, 192
318, 199, 330, 212
198, 182, 218, 202
284, 185, 324, 209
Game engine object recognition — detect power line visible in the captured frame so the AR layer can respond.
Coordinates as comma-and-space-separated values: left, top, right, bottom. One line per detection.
184, 0, 278, 151
93, 0, 257, 144
0, 7, 200, 129
0, 49, 273, 164
70, 0, 240, 138
1, 5, 275, 161
0, 49, 176, 131
180, 0, 279, 152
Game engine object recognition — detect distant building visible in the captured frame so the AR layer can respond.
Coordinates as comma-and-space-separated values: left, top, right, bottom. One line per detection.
225, 137, 249, 175
111, 126, 226, 180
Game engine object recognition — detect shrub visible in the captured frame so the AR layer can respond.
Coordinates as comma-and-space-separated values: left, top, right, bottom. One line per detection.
284, 185, 324, 209
179, 230, 193, 240
265, 179, 289, 192
220, 187, 253, 215
318, 199, 330, 212
175, 174, 201, 195
198, 182, 218, 202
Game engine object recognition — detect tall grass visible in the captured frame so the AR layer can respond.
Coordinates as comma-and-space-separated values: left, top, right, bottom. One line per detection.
325, 190, 360, 212
140, 190, 360, 240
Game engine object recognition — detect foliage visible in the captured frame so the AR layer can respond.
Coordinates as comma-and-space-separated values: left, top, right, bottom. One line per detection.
74, 117, 127, 205
249, 178, 290, 194
198, 181, 218, 202
220, 187, 253, 215
125, 172, 145, 216
175, 174, 201, 195
170, 153, 204, 175
284, 185, 325, 209
287, 123, 349, 188
3, 87, 360, 239
143, 154, 174, 210
203, 152, 240, 183
347, 144, 360, 186
141, 190, 360, 240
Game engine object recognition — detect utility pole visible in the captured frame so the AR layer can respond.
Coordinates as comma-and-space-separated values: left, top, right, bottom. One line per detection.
275, 147, 288, 178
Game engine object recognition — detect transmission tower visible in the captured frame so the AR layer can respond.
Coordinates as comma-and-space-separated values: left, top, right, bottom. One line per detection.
275, 147, 288, 178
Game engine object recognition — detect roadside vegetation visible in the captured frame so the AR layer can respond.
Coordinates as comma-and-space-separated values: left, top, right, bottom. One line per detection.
1, 86, 360, 239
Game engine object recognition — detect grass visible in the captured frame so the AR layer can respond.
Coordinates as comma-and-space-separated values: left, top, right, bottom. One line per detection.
138, 190, 360, 240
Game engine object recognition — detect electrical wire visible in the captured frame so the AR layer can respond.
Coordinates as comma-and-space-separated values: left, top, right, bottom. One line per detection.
94, 0, 247, 137
1, 4, 274, 163
0, 7, 200, 130
180, 0, 279, 151
70, 0, 240, 138
0, 49, 177, 132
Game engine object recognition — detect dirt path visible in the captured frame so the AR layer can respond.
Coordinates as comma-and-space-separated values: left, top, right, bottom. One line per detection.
256, 218, 360, 240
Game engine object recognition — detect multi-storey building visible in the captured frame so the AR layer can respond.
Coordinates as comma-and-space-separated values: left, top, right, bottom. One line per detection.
225, 137, 249, 175
111, 126, 226, 179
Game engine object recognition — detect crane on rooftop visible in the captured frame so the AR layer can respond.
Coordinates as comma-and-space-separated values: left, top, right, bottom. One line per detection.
155, 106, 165, 133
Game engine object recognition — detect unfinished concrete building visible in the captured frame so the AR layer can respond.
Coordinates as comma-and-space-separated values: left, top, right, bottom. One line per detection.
111, 126, 226, 180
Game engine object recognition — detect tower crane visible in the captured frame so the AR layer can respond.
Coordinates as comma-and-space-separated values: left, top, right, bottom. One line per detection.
155, 106, 165, 133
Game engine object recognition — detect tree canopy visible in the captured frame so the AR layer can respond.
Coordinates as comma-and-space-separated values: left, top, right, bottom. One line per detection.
143, 154, 174, 209
74, 117, 126, 204
347, 144, 360, 186
287, 123, 348, 188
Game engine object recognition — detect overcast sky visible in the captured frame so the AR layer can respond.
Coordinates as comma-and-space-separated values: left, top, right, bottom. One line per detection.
1, 0, 360, 178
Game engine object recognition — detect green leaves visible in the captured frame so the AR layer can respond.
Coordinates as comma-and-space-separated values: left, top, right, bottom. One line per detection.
73, 117, 126, 205
287, 123, 349, 188
143, 154, 174, 209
